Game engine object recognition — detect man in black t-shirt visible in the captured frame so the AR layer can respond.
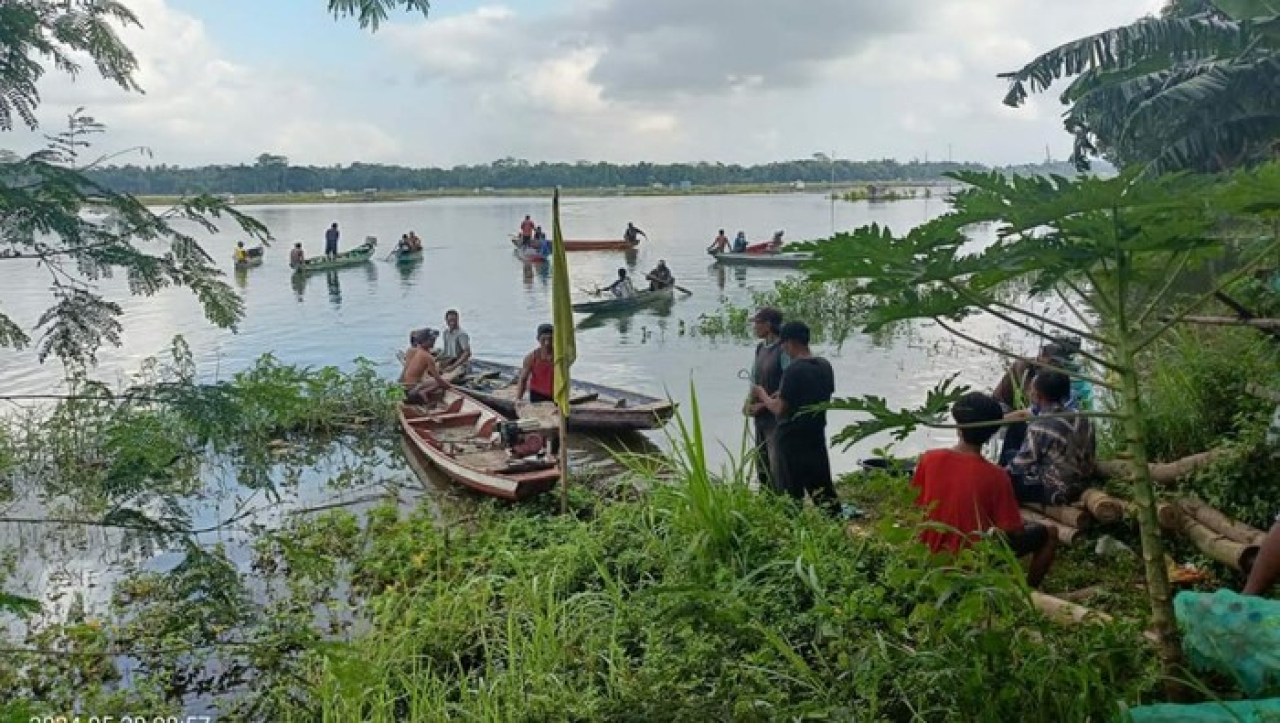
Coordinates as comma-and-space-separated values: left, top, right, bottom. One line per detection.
753, 321, 838, 513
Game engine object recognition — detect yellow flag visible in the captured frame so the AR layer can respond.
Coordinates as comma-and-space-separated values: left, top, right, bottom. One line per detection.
551, 189, 576, 417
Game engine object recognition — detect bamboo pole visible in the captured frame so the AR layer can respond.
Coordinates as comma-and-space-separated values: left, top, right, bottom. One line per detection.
1179, 515, 1260, 573
1096, 448, 1229, 485
1177, 497, 1266, 546
1175, 315, 1280, 330
1118, 499, 1181, 530
1030, 591, 1112, 625
1023, 503, 1093, 531
1079, 489, 1125, 524
558, 409, 569, 515
1021, 509, 1079, 545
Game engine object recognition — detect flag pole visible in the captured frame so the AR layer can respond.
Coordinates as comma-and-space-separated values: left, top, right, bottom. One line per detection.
549, 187, 576, 515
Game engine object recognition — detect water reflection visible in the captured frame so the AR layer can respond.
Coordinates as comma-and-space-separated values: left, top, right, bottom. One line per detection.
326, 270, 342, 306
291, 271, 306, 301
234, 266, 249, 290
396, 258, 423, 286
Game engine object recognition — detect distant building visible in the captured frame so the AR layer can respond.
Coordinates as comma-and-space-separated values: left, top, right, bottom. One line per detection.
321, 188, 338, 198
678, 180, 692, 190
792, 180, 806, 190
363, 188, 378, 199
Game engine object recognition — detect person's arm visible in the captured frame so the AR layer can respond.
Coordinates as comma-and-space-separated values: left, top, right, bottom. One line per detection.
515, 352, 533, 399
1244, 520, 1280, 595
754, 384, 787, 417
425, 355, 450, 389
455, 333, 472, 368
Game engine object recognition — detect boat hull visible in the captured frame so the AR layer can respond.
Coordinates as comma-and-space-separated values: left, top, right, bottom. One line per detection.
514, 247, 546, 262
510, 236, 637, 252
292, 242, 377, 273
571, 287, 673, 313
398, 392, 558, 501
455, 359, 675, 432
393, 249, 423, 264
233, 246, 264, 268
709, 251, 811, 268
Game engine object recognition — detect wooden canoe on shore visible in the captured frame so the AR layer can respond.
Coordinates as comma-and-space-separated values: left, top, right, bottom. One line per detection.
292, 239, 377, 273
509, 236, 638, 252
454, 359, 675, 432
571, 287, 673, 313
398, 391, 559, 501
709, 250, 811, 268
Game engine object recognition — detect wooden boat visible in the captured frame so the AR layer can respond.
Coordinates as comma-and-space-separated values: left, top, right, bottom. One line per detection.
709, 250, 811, 268
391, 247, 423, 264
233, 246, 264, 269
455, 359, 675, 432
571, 286, 673, 313
510, 235, 637, 252
398, 391, 559, 501
292, 238, 377, 274
513, 246, 546, 263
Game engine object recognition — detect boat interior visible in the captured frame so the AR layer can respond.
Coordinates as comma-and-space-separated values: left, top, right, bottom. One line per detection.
403, 397, 555, 473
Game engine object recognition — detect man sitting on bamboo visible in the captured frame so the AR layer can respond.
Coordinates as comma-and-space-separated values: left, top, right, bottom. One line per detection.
1005, 370, 1096, 505
401, 328, 451, 405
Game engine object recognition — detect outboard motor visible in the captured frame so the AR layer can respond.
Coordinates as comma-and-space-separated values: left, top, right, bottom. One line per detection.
498, 419, 546, 458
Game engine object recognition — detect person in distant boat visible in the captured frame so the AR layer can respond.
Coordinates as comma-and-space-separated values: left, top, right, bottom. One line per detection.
520, 215, 536, 247
538, 231, 553, 258
234, 241, 248, 264
732, 231, 749, 253
534, 226, 546, 243
289, 242, 305, 267
402, 328, 450, 405
623, 222, 647, 245
602, 268, 636, 299
324, 222, 340, 259
408, 230, 423, 251
708, 229, 730, 254
397, 234, 411, 253
645, 260, 675, 291
516, 323, 556, 403
439, 309, 472, 375
767, 230, 785, 252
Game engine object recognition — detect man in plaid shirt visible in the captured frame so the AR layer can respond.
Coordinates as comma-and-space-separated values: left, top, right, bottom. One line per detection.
1006, 370, 1096, 505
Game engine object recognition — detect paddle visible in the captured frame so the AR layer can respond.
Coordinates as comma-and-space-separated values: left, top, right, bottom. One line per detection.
674, 284, 692, 296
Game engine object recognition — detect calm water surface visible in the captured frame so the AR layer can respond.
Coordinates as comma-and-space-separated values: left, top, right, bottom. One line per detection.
2, 191, 998, 467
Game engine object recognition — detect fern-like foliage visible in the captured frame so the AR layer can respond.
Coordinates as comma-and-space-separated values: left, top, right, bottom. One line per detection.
326, 0, 430, 30
1001, 1, 1280, 174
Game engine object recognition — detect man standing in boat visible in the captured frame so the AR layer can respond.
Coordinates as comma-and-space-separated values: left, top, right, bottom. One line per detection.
753, 321, 839, 514
623, 222, 647, 245
645, 260, 675, 291
324, 222, 340, 259
519, 215, 536, 247
744, 308, 786, 492
708, 229, 730, 254
516, 323, 556, 403
402, 328, 451, 405
439, 309, 473, 375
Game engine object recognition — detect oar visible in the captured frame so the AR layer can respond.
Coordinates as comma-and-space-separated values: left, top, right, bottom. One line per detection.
674, 284, 692, 296
578, 286, 603, 296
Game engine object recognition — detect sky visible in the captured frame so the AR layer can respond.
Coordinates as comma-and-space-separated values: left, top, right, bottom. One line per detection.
9, 0, 1166, 168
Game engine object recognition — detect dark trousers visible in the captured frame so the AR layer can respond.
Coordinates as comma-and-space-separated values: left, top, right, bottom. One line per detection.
771, 425, 839, 513
753, 418, 778, 492
324, 239, 338, 256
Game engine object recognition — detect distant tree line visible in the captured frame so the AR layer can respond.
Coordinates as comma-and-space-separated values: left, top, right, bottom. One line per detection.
78, 154, 1081, 196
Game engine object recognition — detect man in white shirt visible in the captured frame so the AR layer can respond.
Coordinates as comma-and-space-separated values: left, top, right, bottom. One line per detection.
439, 309, 472, 375
603, 268, 635, 299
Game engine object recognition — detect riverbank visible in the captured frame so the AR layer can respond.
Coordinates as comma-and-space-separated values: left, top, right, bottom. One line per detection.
135, 181, 952, 207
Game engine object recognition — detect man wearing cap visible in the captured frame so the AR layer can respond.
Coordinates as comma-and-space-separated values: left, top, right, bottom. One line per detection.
645, 260, 675, 291
745, 307, 786, 491
753, 321, 839, 513
401, 328, 450, 404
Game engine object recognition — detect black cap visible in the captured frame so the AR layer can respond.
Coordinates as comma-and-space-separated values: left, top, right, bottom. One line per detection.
779, 321, 811, 345
537, 323, 553, 338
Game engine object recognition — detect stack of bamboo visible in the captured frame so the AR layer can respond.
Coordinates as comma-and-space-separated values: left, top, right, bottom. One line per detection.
1176, 497, 1265, 573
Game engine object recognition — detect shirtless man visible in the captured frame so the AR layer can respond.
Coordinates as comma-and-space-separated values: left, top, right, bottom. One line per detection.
401, 328, 451, 404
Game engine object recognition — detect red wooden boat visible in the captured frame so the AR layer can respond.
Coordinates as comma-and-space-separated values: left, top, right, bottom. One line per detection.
398, 391, 559, 501
509, 236, 638, 252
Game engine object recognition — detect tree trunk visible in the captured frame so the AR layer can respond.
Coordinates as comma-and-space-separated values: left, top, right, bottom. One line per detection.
1096, 448, 1228, 485
1023, 503, 1093, 530
1114, 338, 1186, 687
1079, 489, 1125, 524
1180, 514, 1260, 573
1021, 509, 1080, 545
1178, 497, 1267, 546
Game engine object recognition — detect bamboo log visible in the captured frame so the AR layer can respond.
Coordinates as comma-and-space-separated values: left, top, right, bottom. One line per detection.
1030, 591, 1113, 625
1023, 503, 1093, 531
1096, 448, 1229, 485
1021, 510, 1079, 545
1177, 497, 1267, 546
1179, 514, 1260, 573
1118, 499, 1182, 530
1079, 489, 1125, 524
1175, 315, 1280, 330
1245, 383, 1280, 404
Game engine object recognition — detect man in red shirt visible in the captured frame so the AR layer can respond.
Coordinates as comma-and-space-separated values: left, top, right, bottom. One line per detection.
912, 391, 1057, 588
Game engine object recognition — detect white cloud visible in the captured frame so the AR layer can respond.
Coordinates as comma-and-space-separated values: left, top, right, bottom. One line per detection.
5, 0, 1172, 167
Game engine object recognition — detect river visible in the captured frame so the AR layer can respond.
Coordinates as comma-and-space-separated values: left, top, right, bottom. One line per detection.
2, 191, 1013, 630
